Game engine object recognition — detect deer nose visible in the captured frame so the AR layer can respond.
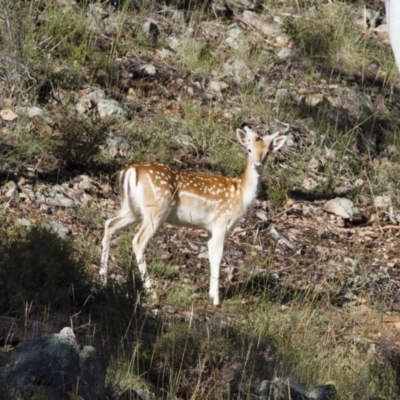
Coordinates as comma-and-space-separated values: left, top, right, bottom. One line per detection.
254, 162, 263, 172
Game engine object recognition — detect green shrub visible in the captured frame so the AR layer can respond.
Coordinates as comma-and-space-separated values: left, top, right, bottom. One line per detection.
267, 183, 287, 208
284, 14, 336, 59
53, 112, 110, 167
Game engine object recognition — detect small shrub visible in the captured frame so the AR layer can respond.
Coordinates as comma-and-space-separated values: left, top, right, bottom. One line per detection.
267, 183, 287, 208
1, 123, 50, 171
284, 15, 336, 59
165, 287, 193, 306
53, 112, 110, 167
74, 204, 104, 230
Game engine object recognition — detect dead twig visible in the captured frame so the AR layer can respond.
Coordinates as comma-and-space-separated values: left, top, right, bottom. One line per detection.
381, 225, 400, 230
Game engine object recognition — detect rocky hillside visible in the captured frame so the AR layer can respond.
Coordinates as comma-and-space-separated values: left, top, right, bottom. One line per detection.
1, 0, 400, 399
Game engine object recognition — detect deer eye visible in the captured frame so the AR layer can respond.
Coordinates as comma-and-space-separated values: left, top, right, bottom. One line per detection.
247, 148, 252, 153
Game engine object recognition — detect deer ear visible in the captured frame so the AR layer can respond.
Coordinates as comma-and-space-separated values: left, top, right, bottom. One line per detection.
236, 128, 248, 147
271, 135, 287, 152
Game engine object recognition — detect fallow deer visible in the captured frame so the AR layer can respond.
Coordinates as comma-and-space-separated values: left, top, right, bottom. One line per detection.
100, 126, 287, 306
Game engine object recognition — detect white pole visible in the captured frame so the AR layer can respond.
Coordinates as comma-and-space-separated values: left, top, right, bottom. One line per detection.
385, 0, 400, 74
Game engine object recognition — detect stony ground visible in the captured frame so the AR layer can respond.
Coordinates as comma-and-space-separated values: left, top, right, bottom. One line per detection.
2, 164, 400, 339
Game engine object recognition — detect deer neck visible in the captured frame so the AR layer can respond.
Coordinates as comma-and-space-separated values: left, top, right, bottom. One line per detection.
239, 159, 263, 212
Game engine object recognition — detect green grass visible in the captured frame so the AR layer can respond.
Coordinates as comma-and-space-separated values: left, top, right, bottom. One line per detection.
164, 287, 195, 307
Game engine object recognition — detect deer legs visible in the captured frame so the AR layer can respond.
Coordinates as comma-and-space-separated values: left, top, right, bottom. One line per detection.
207, 227, 226, 307
100, 209, 139, 284
132, 212, 167, 293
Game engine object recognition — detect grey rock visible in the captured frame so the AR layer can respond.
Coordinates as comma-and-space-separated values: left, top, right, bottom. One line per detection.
87, 4, 119, 35
4, 181, 19, 202
334, 185, 353, 195
0, 351, 11, 370
32, 191, 46, 204
374, 23, 388, 33
331, 87, 373, 117
3, 327, 106, 399
40, 204, 52, 214
257, 376, 336, 400
80, 192, 93, 204
269, 226, 295, 249
142, 64, 157, 76
256, 210, 269, 221
76, 89, 106, 114
46, 196, 75, 208
78, 175, 94, 191
97, 99, 128, 120
46, 220, 71, 238
374, 195, 392, 210
269, 226, 281, 241
168, 35, 204, 58
302, 177, 318, 191
242, 10, 284, 38
208, 80, 228, 94
222, 59, 255, 84
207, 80, 229, 99
356, 8, 380, 30
225, 24, 249, 51
79, 345, 106, 400
275, 88, 292, 102
142, 20, 159, 42
17, 106, 54, 125
15, 218, 31, 227
84, 88, 106, 103
307, 157, 319, 170
76, 95, 93, 114
158, 48, 174, 59
324, 198, 362, 221
168, 36, 182, 52
277, 47, 293, 60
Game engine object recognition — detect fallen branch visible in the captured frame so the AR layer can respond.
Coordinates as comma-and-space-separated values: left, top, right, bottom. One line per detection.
381, 224, 400, 230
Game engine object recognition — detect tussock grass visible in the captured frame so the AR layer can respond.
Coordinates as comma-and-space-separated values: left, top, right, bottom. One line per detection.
0, 1, 107, 103
1, 121, 49, 171
283, 2, 397, 83
223, 292, 400, 399
164, 287, 194, 306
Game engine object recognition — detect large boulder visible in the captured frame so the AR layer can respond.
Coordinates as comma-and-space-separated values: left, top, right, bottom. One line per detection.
2, 327, 106, 400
